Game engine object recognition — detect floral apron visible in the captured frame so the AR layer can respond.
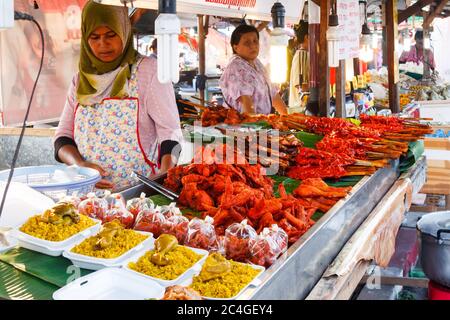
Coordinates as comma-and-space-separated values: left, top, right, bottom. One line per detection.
74, 58, 158, 191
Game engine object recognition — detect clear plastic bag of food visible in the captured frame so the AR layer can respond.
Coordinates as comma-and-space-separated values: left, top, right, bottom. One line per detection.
249, 225, 286, 267
78, 192, 108, 221
133, 206, 166, 238
103, 203, 135, 229
126, 192, 155, 218
160, 202, 183, 219
58, 193, 82, 208
161, 211, 189, 244
267, 224, 288, 254
224, 219, 257, 263
184, 216, 218, 251
103, 191, 126, 211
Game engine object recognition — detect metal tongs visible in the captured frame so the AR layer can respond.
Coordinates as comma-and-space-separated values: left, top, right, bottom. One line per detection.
132, 171, 179, 201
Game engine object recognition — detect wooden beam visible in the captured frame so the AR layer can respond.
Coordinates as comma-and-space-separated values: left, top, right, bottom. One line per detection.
423, 0, 449, 27
386, 0, 400, 113
335, 60, 346, 118
311, 0, 321, 6
198, 15, 206, 103
318, 0, 331, 117
306, 260, 370, 300
398, 0, 435, 23
422, 23, 431, 78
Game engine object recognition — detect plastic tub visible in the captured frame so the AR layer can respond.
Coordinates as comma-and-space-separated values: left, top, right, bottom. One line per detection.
0, 165, 101, 201
53, 268, 165, 300
10, 219, 102, 257
63, 231, 154, 270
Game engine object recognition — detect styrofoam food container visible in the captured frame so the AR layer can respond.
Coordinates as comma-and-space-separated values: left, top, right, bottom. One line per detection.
0, 229, 18, 253
53, 268, 165, 300
122, 245, 209, 287
179, 262, 265, 300
63, 231, 154, 270
10, 218, 102, 257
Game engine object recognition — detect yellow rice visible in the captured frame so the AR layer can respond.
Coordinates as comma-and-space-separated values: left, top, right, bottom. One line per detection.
20, 214, 95, 242
190, 261, 261, 299
71, 229, 148, 259
128, 246, 202, 280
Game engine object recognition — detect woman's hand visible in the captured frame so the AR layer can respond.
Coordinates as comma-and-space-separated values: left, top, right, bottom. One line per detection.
238, 95, 256, 114
57, 145, 114, 189
79, 160, 114, 189
272, 93, 288, 115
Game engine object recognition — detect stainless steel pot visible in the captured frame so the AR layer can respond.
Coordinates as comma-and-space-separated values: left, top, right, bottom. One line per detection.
417, 211, 450, 287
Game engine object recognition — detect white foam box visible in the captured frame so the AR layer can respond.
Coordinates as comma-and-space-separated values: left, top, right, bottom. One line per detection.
53, 268, 165, 300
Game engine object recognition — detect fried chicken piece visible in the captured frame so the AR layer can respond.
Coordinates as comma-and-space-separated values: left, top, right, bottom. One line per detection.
178, 182, 215, 211
293, 178, 351, 198
161, 285, 203, 300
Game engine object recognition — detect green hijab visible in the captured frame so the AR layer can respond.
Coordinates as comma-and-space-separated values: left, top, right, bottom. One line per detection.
77, 0, 137, 105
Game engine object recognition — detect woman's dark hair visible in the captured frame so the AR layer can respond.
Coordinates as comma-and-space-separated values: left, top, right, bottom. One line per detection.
294, 20, 309, 43
230, 24, 259, 54
414, 30, 424, 41
151, 38, 157, 50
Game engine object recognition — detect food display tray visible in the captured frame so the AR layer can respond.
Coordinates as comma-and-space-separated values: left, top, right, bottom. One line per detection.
121, 159, 406, 299
62, 231, 154, 270
53, 268, 165, 300
10, 219, 102, 257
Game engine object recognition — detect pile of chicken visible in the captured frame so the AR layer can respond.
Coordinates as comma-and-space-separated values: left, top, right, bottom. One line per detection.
164, 146, 352, 244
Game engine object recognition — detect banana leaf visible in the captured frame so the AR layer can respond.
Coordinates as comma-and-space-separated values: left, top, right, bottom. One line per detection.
240, 120, 272, 129
293, 131, 323, 148
0, 260, 58, 300
0, 248, 92, 288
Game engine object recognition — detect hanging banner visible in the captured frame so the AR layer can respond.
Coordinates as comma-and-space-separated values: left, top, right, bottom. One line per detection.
0, 0, 88, 126
337, 0, 360, 60
95, 0, 304, 23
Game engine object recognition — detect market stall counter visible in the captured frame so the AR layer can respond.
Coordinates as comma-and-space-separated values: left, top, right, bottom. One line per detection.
121, 159, 403, 299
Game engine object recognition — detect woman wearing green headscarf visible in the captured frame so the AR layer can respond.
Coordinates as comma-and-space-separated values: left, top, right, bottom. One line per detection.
54, 1, 182, 191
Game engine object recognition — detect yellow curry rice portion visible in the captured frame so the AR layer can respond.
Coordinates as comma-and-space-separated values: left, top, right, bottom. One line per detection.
71, 229, 148, 259
128, 246, 202, 280
20, 214, 96, 242
190, 261, 261, 299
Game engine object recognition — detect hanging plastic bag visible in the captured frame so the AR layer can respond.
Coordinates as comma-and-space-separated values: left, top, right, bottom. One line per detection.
184, 216, 218, 251
78, 192, 108, 222
224, 219, 257, 263
133, 206, 166, 238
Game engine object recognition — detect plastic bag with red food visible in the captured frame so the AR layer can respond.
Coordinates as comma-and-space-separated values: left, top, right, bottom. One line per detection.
103, 203, 135, 229
224, 219, 257, 263
103, 190, 126, 210
126, 192, 155, 219
249, 228, 281, 267
78, 193, 108, 221
161, 210, 189, 244
184, 216, 218, 251
160, 202, 182, 219
58, 193, 82, 208
267, 224, 288, 254
133, 206, 166, 238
